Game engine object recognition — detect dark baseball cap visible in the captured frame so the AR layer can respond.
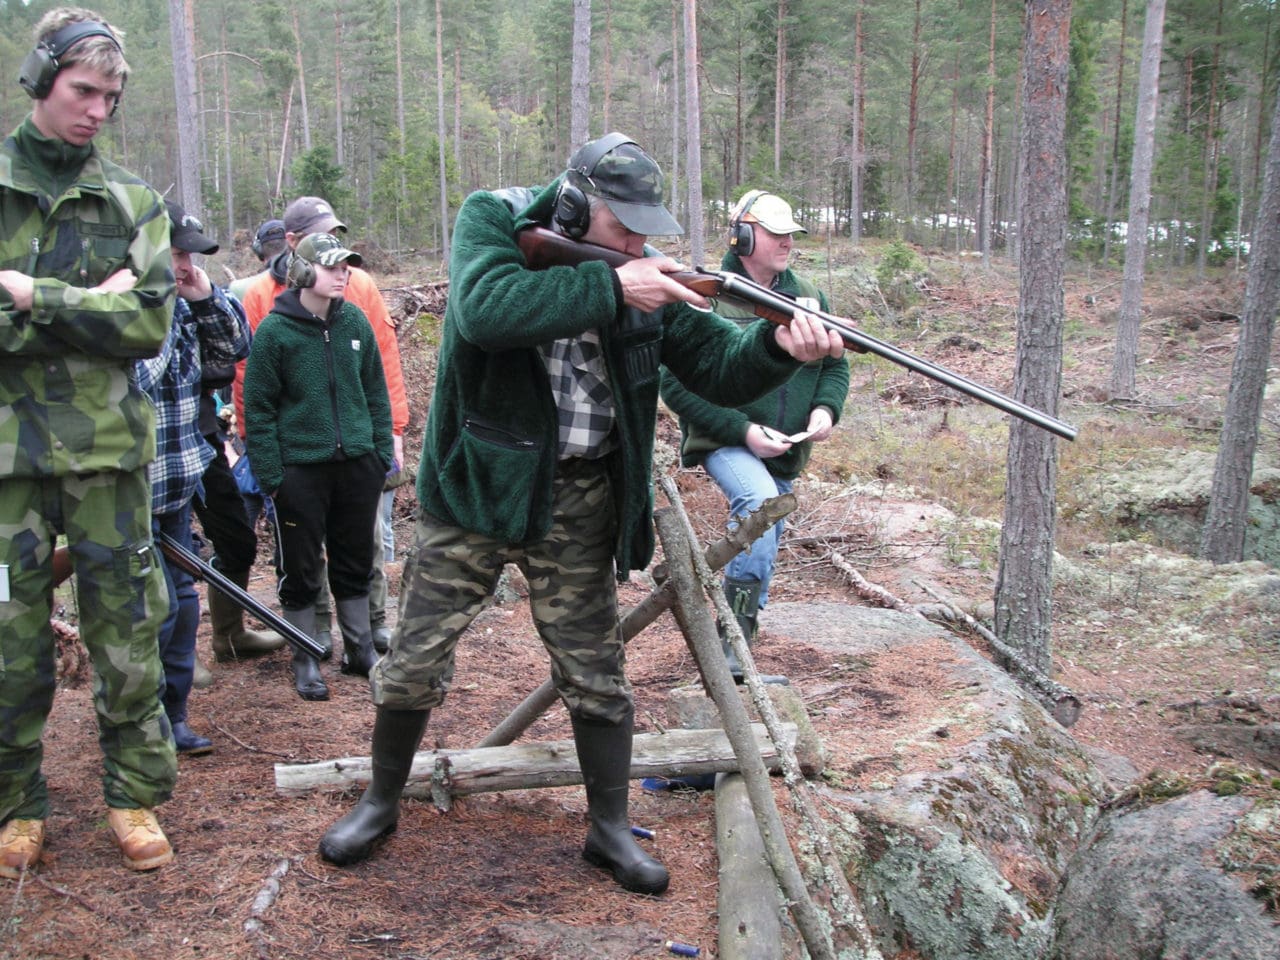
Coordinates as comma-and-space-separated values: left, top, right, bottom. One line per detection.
567, 133, 683, 237
284, 196, 346, 236
166, 200, 218, 255
254, 219, 286, 246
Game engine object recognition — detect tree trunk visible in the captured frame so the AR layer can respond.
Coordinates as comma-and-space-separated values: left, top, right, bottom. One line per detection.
684, 0, 705, 263
850, 1, 865, 243
603, 0, 613, 131
218, 13, 234, 238
1196, 0, 1225, 280
168, 0, 202, 215
774, 0, 787, 177
1102, 0, 1129, 266
906, 0, 923, 236
980, 0, 997, 266
1199, 82, 1280, 564
994, 0, 1072, 679
394, 0, 405, 251
435, 0, 451, 260
669, 1, 681, 226
333, 11, 344, 169
1111, 0, 1166, 400
291, 3, 311, 152
571, 0, 592, 149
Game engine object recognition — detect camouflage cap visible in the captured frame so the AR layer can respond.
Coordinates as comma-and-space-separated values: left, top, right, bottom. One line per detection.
567, 133, 683, 237
293, 232, 362, 269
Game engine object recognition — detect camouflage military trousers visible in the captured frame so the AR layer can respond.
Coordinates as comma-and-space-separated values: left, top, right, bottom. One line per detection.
372, 457, 633, 725
0, 470, 176, 822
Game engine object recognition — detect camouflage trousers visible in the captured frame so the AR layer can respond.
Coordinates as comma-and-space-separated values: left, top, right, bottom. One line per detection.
0, 470, 176, 822
372, 457, 633, 724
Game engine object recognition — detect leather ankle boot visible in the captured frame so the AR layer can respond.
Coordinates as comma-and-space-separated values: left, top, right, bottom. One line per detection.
572, 714, 669, 895
208, 569, 285, 661
320, 707, 430, 865
284, 606, 328, 701
336, 596, 379, 677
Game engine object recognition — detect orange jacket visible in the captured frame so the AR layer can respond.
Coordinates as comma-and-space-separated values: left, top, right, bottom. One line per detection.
234, 263, 408, 440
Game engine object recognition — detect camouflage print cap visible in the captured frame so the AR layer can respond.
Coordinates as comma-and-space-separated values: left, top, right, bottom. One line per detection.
567, 133, 683, 236
293, 231, 362, 268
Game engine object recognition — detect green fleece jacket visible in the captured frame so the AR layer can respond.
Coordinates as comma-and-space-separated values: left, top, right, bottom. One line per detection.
417, 180, 807, 579
659, 251, 850, 480
243, 289, 393, 494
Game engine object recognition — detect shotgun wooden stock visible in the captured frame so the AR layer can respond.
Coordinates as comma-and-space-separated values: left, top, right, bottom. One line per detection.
516, 225, 1078, 441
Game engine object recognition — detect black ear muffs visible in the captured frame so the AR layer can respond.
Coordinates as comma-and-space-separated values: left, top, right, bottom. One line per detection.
287, 253, 316, 289
729, 189, 767, 259
552, 131, 636, 239
553, 180, 592, 239
19, 20, 121, 103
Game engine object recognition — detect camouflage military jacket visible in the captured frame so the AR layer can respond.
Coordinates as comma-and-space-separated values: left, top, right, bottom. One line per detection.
0, 118, 174, 478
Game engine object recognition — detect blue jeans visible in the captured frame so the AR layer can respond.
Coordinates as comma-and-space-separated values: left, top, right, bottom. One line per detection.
703, 447, 792, 609
153, 503, 200, 725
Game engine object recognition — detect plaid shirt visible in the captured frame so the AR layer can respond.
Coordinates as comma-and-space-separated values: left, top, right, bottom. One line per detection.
540, 328, 616, 459
133, 287, 250, 515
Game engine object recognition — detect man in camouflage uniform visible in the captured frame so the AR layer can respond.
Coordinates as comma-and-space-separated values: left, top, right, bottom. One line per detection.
319, 133, 843, 895
0, 8, 177, 878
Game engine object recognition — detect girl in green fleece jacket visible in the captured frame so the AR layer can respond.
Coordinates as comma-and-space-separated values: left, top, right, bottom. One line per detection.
243, 232, 393, 703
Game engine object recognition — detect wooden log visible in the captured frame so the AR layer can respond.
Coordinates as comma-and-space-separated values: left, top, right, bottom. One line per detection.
274, 723, 799, 808
716, 772, 799, 960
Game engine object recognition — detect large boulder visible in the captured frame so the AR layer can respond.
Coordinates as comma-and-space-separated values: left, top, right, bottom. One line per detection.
1049, 788, 1278, 960
1090, 449, 1280, 566
765, 602, 1110, 960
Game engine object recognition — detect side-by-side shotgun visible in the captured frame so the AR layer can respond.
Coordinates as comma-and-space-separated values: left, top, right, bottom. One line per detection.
516, 225, 1077, 442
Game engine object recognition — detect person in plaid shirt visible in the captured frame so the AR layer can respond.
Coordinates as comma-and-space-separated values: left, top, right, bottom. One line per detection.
133, 201, 250, 756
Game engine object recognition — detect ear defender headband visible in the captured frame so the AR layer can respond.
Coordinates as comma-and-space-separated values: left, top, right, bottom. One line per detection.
729, 189, 767, 259
19, 20, 123, 105
553, 131, 637, 240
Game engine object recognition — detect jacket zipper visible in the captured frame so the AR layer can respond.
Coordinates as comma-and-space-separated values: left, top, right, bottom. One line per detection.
323, 326, 344, 454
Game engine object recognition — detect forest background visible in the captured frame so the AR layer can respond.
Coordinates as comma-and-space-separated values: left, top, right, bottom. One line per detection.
1, 0, 1276, 274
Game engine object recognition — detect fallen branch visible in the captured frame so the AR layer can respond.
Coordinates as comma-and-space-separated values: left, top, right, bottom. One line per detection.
243, 858, 290, 937
911, 578, 1082, 728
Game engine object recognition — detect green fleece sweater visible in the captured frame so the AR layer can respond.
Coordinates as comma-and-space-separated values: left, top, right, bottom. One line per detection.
659, 252, 850, 480
242, 289, 393, 493
416, 180, 807, 579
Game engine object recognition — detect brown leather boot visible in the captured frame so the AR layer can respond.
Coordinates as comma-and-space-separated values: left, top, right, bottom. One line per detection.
107, 808, 173, 872
0, 818, 45, 879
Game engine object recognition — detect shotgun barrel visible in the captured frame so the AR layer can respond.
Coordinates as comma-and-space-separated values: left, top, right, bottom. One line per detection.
155, 532, 325, 661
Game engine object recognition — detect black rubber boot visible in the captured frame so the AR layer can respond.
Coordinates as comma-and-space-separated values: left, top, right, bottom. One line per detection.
284, 606, 329, 701
721, 577, 788, 686
336, 596, 379, 677
319, 708, 430, 865
572, 714, 669, 895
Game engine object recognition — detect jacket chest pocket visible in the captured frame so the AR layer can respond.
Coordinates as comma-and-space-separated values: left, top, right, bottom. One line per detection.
45, 217, 130, 284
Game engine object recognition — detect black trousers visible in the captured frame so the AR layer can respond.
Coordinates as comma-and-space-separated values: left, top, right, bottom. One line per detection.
192, 432, 259, 578
270, 453, 384, 610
